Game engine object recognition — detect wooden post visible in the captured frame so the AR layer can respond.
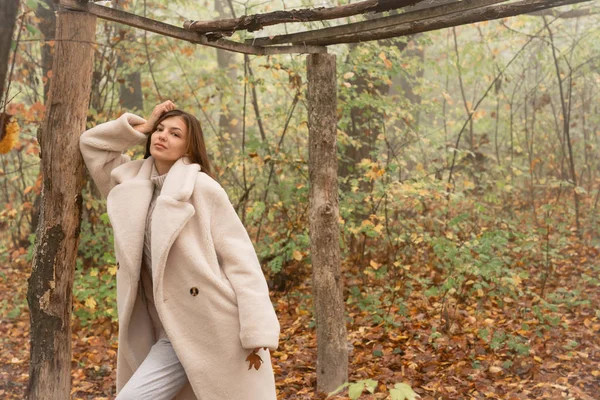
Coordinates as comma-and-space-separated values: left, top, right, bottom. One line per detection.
26, 10, 96, 399
307, 53, 348, 394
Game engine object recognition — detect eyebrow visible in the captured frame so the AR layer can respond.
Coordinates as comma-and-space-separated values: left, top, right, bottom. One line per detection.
157, 124, 183, 133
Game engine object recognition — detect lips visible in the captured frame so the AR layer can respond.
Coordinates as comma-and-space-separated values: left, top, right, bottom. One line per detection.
155, 143, 167, 150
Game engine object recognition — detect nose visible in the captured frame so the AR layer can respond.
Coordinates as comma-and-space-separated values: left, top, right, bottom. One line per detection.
156, 130, 167, 141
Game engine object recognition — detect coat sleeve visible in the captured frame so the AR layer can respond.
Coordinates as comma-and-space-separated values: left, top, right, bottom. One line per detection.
79, 113, 148, 198
210, 186, 280, 351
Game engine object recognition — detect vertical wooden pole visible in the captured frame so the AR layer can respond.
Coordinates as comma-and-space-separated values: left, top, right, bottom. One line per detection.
307, 53, 348, 394
26, 10, 96, 399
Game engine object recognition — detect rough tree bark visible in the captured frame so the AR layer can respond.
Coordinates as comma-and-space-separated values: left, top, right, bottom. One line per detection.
27, 10, 96, 399
34, 0, 57, 102
185, 0, 424, 33
0, 0, 20, 103
307, 53, 348, 394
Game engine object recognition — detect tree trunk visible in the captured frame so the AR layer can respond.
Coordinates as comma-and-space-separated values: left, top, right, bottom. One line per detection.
307, 53, 348, 395
116, 1, 143, 112
0, 0, 20, 103
30, 0, 57, 239
27, 10, 96, 399
215, 0, 241, 151
119, 69, 144, 110
35, 0, 57, 103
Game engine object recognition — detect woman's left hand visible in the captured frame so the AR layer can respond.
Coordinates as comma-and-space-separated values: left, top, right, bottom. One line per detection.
246, 347, 268, 370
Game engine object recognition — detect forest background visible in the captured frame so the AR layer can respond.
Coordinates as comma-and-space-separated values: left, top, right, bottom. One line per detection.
0, 0, 599, 399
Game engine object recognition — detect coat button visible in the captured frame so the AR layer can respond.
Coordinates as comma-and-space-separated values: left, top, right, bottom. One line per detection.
190, 287, 199, 296
116, 262, 120, 270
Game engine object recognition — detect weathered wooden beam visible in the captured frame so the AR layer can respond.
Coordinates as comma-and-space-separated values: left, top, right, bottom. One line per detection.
299, 0, 593, 46
57, 0, 326, 55
307, 53, 348, 394
184, 0, 425, 34
26, 10, 96, 399
247, 0, 507, 46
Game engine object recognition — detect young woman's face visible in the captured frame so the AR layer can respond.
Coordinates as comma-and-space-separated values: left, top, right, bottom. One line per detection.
149, 116, 188, 164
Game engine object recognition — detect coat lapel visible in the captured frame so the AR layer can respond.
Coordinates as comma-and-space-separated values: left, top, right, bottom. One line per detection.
150, 157, 200, 286
106, 156, 200, 282
106, 157, 154, 280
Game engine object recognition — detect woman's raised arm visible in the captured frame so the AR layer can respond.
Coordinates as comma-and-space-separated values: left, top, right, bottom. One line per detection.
79, 101, 177, 198
79, 112, 148, 198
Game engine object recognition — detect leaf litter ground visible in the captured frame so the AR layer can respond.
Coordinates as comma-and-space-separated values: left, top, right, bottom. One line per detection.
0, 243, 598, 399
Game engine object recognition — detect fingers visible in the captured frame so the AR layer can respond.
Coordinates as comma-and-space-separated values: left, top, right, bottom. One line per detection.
148, 100, 176, 125
157, 100, 176, 113
157, 100, 175, 112
153, 101, 175, 113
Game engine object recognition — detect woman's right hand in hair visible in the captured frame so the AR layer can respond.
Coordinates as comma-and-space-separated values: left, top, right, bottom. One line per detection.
133, 100, 177, 135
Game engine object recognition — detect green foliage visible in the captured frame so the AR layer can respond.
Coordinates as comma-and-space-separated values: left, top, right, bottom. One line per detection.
71, 195, 118, 325
328, 379, 377, 399
328, 380, 417, 400
0, 295, 25, 320
390, 383, 419, 400
72, 259, 118, 326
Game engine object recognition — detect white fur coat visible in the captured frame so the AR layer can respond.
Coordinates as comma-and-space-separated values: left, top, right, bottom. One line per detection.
79, 113, 280, 400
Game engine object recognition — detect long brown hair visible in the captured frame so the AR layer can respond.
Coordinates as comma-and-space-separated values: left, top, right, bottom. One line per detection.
144, 110, 214, 179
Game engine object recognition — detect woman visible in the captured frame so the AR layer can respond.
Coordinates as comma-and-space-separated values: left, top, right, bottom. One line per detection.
79, 101, 280, 400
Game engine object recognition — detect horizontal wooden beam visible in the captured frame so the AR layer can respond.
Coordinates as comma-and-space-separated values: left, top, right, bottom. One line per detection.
247, 0, 507, 46
184, 0, 426, 34
57, 0, 326, 55
274, 0, 592, 46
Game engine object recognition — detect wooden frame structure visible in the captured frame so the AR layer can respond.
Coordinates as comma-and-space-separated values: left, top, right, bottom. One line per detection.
28, 0, 592, 397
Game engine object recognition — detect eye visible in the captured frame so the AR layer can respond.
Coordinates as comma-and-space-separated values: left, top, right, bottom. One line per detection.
171, 132, 180, 137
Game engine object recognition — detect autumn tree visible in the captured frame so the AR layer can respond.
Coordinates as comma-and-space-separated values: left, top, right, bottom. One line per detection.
0, 0, 20, 102
27, 10, 96, 399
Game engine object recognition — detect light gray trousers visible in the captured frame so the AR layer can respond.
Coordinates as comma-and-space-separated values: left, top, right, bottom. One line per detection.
115, 338, 189, 400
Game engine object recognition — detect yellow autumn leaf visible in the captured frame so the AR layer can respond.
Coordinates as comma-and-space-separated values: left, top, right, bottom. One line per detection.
108, 265, 118, 275
85, 297, 97, 310
292, 250, 303, 261
369, 260, 381, 270
0, 116, 20, 154
464, 180, 476, 190
90, 268, 98, 277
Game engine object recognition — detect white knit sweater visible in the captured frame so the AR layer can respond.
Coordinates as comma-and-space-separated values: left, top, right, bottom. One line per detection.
143, 163, 168, 277
142, 163, 169, 340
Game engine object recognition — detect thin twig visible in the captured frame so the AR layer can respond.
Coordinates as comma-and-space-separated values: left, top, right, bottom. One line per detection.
254, 88, 301, 242
245, 56, 267, 143
3, 10, 27, 111
446, 25, 546, 189
143, 0, 162, 101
